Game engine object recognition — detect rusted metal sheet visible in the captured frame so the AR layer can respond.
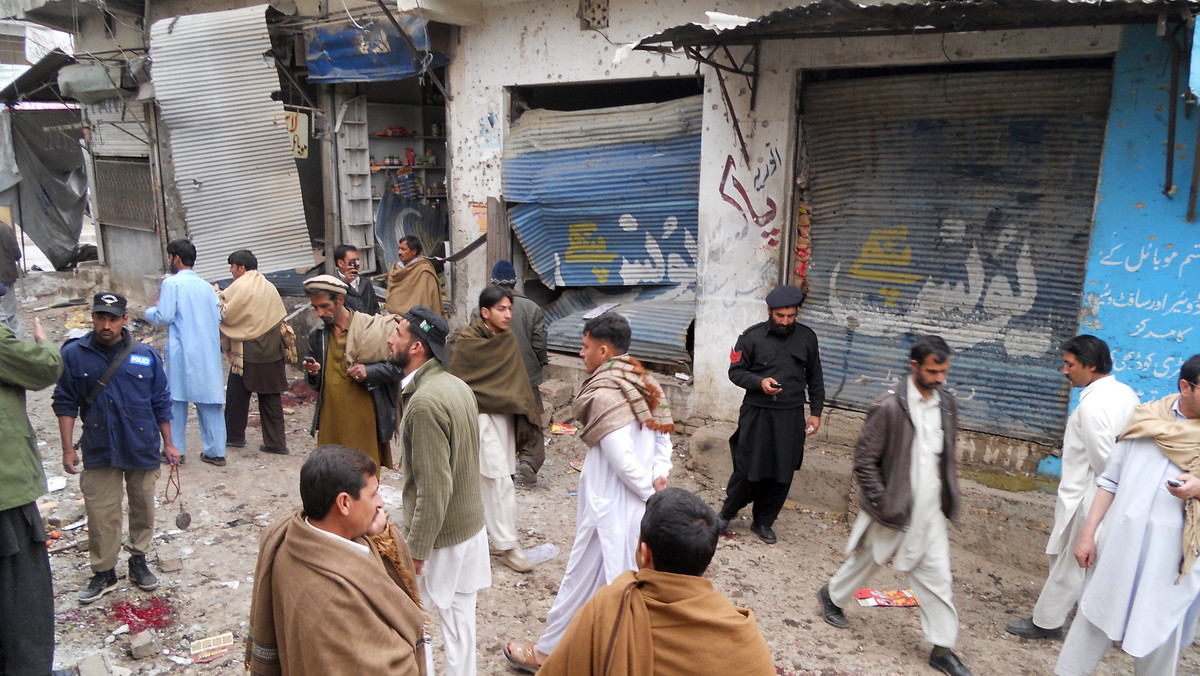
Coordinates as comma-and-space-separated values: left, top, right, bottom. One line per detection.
149, 4, 312, 281
799, 67, 1111, 443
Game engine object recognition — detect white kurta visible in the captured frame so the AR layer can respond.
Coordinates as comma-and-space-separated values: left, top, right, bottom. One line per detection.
1075, 405, 1200, 658
535, 420, 672, 656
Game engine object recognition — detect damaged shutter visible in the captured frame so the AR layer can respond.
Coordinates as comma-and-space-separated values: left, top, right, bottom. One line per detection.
149, 5, 312, 281
502, 96, 702, 364
800, 67, 1111, 443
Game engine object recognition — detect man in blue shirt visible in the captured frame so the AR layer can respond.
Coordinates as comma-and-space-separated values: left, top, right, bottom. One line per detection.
145, 239, 227, 466
54, 292, 179, 603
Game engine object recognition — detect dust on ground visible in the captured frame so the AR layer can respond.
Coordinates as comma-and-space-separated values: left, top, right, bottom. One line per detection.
19, 303, 1195, 676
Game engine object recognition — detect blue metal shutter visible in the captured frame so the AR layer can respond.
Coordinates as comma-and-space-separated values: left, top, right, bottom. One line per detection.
800, 67, 1111, 444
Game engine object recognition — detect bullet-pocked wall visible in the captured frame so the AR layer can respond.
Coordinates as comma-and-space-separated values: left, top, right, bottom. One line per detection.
1083, 24, 1200, 403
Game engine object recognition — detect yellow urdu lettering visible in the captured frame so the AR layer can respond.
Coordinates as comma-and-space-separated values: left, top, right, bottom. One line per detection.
565, 223, 618, 264
848, 226, 924, 285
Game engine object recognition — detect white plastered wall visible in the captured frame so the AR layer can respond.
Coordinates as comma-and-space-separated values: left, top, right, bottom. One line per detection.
448, 1, 1123, 420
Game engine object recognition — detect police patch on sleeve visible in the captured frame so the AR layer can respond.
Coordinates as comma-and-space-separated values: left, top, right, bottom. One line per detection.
129, 354, 151, 367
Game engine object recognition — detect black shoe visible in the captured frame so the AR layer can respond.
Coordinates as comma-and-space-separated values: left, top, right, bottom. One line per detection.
750, 523, 777, 544
515, 460, 538, 486
226, 440, 247, 448
128, 554, 159, 591
78, 569, 118, 604
201, 454, 226, 467
929, 648, 973, 676
716, 514, 729, 532
818, 584, 849, 628
1004, 617, 1062, 639
259, 444, 290, 455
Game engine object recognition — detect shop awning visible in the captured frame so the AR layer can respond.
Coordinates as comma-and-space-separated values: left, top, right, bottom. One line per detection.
306, 19, 447, 83
0, 49, 74, 106
635, 0, 1200, 49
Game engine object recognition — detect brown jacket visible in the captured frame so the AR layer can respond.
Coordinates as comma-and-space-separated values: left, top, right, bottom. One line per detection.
853, 380, 960, 530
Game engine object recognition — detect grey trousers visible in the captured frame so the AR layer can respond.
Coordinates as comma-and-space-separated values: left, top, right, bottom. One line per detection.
1055, 613, 1186, 676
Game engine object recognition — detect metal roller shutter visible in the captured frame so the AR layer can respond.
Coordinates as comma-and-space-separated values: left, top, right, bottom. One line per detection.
800, 67, 1111, 443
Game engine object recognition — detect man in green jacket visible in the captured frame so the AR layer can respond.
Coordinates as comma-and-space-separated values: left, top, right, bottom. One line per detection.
388, 304, 489, 676
0, 303, 65, 675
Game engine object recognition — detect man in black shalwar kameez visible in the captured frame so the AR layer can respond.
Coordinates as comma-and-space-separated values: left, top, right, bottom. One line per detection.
718, 285, 824, 544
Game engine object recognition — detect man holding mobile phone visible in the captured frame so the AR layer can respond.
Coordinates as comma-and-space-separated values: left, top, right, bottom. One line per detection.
717, 284, 824, 545
1057, 354, 1200, 675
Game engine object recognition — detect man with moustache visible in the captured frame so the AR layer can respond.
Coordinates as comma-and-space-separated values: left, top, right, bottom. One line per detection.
303, 275, 402, 472
334, 244, 380, 315
817, 335, 973, 676
53, 292, 179, 603
718, 284, 825, 544
385, 236, 444, 317
1006, 335, 1138, 639
387, 306, 489, 676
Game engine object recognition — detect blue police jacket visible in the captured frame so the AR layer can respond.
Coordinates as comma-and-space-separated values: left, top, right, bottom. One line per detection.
51, 330, 173, 471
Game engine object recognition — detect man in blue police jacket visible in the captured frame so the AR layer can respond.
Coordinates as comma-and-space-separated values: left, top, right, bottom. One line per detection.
53, 292, 179, 603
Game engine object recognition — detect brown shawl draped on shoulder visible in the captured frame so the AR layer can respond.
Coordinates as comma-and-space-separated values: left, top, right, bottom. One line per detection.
346, 312, 399, 367
247, 513, 425, 676
385, 258, 444, 317
219, 270, 289, 375
572, 354, 674, 447
537, 568, 776, 676
1118, 393, 1200, 578
447, 317, 540, 431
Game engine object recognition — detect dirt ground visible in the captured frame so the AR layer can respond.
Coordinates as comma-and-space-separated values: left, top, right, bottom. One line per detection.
18, 301, 1197, 676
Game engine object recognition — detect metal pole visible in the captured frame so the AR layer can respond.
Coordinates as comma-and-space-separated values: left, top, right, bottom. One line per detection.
374, 0, 452, 102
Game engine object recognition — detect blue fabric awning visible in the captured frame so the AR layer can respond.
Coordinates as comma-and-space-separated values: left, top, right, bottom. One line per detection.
306, 20, 447, 83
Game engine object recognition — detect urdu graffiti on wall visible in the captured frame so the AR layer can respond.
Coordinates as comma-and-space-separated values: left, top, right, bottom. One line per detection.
554, 216, 697, 287
817, 215, 1046, 358
719, 154, 779, 247
1097, 241, 1200, 277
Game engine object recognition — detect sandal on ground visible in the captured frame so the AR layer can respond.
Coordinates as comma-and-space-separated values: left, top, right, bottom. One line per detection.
503, 642, 541, 673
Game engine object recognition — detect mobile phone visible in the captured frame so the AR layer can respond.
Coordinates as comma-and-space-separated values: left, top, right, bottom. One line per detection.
303, 356, 316, 364
1167, 479, 1185, 488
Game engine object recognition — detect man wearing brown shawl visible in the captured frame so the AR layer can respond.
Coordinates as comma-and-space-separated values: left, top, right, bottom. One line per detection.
1057, 354, 1200, 676
386, 236, 444, 317
504, 312, 673, 671
247, 444, 425, 676
218, 250, 291, 457
303, 276, 402, 473
536, 488, 774, 676
448, 285, 539, 572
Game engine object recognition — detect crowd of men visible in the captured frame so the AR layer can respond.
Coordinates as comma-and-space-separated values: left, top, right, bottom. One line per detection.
0, 232, 1198, 676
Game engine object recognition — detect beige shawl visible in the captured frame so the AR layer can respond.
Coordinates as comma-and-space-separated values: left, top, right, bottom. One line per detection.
345, 312, 398, 367
218, 271, 287, 375
1118, 393, 1200, 577
573, 354, 674, 448
385, 258, 444, 317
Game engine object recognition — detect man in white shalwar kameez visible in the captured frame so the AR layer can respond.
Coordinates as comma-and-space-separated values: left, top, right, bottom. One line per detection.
1007, 335, 1138, 639
1057, 354, 1200, 676
503, 312, 673, 672
817, 336, 974, 676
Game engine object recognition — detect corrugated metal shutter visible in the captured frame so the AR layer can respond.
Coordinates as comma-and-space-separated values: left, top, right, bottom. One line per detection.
84, 97, 150, 157
800, 68, 1110, 444
543, 284, 694, 365
503, 97, 702, 289
149, 5, 312, 281
94, 158, 155, 231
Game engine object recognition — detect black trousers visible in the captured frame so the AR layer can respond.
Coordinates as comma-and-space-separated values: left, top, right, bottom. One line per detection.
225, 371, 287, 451
0, 503, 54, 676
515, 389, 545, 472
720, 472, 792, 528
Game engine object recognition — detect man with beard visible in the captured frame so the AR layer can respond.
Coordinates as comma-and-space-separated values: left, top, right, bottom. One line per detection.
817, 335, 973, 676
303, 275, 402, 473
388, 305, 490, 676
334, 244, 380, 315
385, 236, 444, 317
144, 239, 225, 465
54, 292, 179, 603
448, 285, 540, 572
718, 284, 824, 544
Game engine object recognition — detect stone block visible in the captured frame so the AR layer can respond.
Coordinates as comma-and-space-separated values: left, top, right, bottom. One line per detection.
539, 379, 574, 410
129, 631, 158, 659
550, 406, 575, 424
77, 653, 109, 676
687, 421, 737, 483
159, 557, 181, 573
785, 448, 854, 514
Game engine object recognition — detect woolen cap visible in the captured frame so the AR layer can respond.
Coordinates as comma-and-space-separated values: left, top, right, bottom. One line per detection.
490, 260, 517, 287
303, 274, 349, 296
404, 305, 449, 364
765, 284, 806, 309
92, 291, 128, 316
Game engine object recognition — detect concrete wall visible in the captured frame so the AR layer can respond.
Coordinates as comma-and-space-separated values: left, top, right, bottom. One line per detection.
1083, 24, 1200, 403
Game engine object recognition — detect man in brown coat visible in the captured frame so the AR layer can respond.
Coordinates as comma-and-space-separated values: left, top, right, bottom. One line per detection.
247, 445, 425, 676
